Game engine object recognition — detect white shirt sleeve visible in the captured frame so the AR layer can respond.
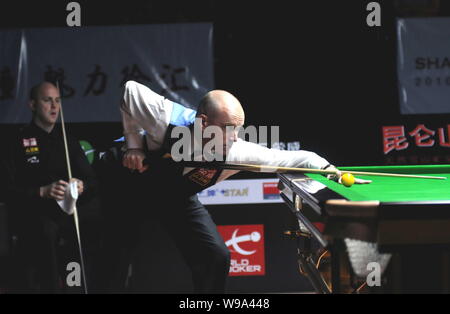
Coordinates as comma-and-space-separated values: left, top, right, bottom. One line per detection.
226, 139, 330, 170
120, 80, 174, 150
215, 140, 330, 183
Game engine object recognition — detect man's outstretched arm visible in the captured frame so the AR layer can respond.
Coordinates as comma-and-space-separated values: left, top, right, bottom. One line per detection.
226, 139, 331, 170
224, 139, 370, 184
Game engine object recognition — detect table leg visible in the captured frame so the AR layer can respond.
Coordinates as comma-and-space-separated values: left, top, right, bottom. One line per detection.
331, 242, 341, 293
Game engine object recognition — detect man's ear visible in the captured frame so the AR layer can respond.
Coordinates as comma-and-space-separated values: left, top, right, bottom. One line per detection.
28, 100, 36, 112
199, 114, 208, 129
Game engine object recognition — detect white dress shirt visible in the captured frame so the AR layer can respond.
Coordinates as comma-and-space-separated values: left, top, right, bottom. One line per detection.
120, 80, 331, 183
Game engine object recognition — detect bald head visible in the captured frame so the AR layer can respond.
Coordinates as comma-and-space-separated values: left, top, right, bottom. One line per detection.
196, 90, 244, 121
196, 90, 245, 155
30, 81, 58, 102
28, 81, 61, 132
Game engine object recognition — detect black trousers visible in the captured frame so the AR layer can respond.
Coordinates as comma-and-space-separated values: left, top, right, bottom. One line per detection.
159, 196, 230, 293
102, 194, 230, 293
7, 201, 102, 294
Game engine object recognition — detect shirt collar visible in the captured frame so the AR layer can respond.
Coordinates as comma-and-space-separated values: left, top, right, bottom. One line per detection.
29, 120, 60, 139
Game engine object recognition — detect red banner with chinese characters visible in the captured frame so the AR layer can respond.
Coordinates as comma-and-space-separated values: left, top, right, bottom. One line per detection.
382, 124, 450, 164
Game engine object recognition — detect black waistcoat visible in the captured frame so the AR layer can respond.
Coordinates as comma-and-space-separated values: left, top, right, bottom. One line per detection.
141, 123, 224, 201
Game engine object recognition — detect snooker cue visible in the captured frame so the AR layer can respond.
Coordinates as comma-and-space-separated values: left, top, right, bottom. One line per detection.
57, 82, 89, 294
179, 161, 447, 180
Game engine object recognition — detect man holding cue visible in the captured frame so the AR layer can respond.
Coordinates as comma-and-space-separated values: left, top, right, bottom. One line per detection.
0, 81, 101, 293
120, 80, 342, 293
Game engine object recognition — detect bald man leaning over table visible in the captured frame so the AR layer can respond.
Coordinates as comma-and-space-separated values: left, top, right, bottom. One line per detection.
119, 80, 341, 293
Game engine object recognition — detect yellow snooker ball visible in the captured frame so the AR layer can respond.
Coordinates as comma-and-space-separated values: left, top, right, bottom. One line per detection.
341, 173, 355, 187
